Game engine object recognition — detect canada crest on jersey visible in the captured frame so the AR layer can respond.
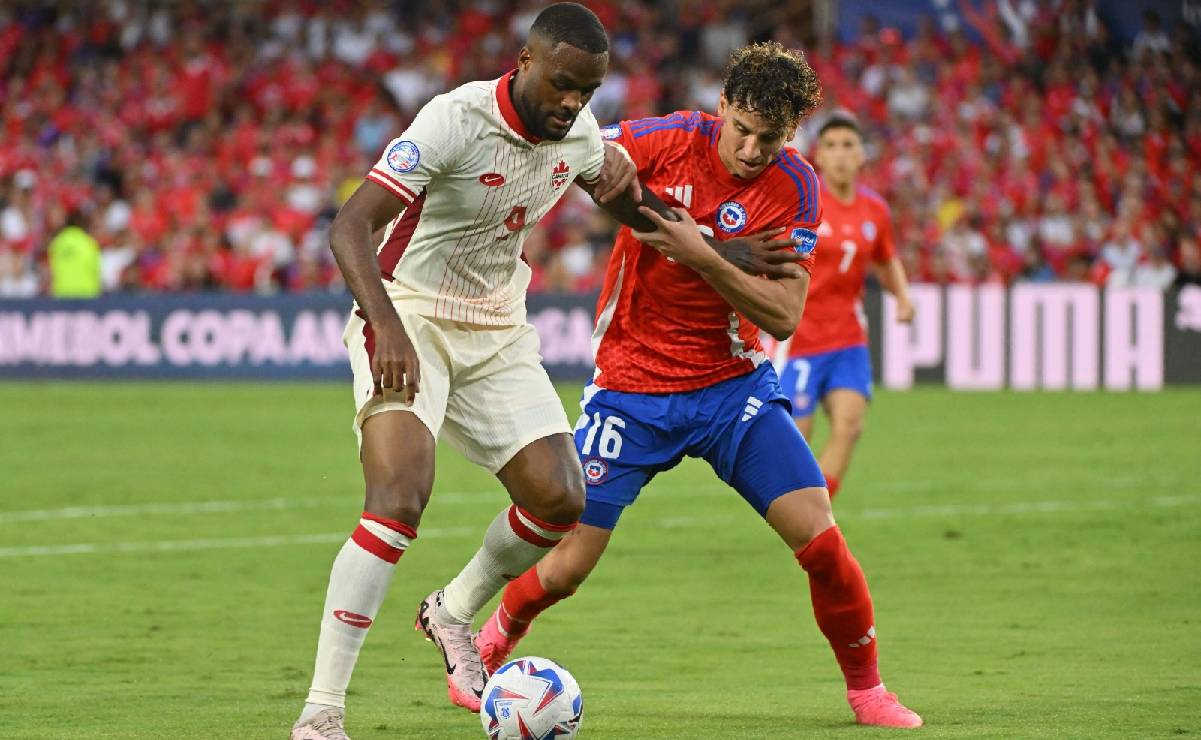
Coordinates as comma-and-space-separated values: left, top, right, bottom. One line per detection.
386, 140, 421, 174
716, 201, 748, 234
551, 160, 571, 190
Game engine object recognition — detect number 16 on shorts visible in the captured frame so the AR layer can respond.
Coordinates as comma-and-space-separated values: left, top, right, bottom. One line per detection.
578, 413, 625, 485
580, 413, 625, 458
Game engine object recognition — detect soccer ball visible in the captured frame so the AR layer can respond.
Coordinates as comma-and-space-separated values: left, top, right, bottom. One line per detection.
480, 656, 583, 740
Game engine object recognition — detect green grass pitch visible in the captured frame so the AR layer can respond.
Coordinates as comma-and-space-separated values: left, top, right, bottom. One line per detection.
1, 383, 1199, 739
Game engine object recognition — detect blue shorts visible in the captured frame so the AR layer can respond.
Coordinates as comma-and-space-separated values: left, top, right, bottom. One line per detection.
778, 345, 873, 419
575, 364, 826, 530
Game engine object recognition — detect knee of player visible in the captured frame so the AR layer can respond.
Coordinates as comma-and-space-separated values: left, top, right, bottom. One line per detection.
528, 470, 586, 525
832, 414, 865, 441
542, 482, 585, 525
362, 475, 430, 527
538, 558, 588, 595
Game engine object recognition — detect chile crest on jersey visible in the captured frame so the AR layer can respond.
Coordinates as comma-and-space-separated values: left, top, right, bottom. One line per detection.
716, 201, 748, 234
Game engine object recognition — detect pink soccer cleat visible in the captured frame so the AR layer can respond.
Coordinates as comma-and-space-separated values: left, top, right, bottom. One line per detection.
474, 607, 528, 674
847, 684, 923, 728
290, 707, 350, 739
414, 590, 487, 712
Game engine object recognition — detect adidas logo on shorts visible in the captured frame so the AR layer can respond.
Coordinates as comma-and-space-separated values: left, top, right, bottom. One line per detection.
741, 396, 763, 422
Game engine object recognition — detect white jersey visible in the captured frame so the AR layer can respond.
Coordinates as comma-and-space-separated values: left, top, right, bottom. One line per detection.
364, 71, 606, 326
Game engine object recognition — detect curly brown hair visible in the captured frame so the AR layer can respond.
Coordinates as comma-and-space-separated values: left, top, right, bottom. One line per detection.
721, 41, 823, 132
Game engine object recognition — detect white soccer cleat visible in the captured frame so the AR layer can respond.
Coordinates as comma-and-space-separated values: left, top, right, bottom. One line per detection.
290, 707, 351, 740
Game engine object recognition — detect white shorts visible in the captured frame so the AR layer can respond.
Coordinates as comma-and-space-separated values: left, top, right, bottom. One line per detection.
344, 310, 571, 474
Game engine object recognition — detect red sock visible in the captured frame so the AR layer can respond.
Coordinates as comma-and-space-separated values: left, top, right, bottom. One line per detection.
795, 525, 880, 690
496, 566, 570, 637
824, 473, 841, 499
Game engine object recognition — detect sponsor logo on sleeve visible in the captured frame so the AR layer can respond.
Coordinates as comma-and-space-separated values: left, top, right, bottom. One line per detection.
600, 124, 621, 140
791, 227, 818, 256
385, 140, 421, 174
716, 201, 748, 234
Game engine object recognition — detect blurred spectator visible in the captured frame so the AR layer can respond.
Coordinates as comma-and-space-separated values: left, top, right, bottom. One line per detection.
0, 249, 38, 297
1133, 247, 1178, 289
1133, 9, 1172, 59
1100, 220, 1143, 286
48, 210, 101, 298
0, 0, 1196, 297
1173, 237, 1201, 287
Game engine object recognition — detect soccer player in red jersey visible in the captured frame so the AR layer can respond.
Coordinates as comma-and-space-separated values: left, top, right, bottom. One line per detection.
465, 44, 922, 729
777, 113, 915, 499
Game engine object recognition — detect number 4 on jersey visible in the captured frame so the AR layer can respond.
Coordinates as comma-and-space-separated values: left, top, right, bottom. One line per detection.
496, 206, 527, 241
580, 413, 625, 459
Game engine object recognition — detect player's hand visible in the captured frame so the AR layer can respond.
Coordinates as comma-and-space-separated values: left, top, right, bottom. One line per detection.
592, 142, 641, 204
632, 205, 714, 269
371, 315, 421, 403
718, 227, 805, 280
895, 299, 916, 323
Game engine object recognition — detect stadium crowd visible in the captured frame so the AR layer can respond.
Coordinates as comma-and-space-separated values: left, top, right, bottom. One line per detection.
1, 0, 1199, 297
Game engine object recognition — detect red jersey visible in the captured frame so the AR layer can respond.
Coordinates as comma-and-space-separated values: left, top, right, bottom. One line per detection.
790, 182, 895, 356
592, 111, 820, 393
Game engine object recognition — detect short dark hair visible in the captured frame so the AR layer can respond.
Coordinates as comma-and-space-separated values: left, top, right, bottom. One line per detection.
817, 111, 862, 139
722, 42, 822, 132
529, 2, 609, 55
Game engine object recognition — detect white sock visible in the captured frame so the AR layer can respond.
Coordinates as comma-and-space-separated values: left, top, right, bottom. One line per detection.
441, 504, 574, 624
301, 515, 415, 713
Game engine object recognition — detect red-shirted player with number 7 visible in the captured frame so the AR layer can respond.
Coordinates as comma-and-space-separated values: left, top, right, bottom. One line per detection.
465, 43, 923, 729
776, 112, 916, 500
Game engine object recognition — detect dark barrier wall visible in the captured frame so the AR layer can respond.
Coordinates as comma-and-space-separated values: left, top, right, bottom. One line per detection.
0, 293, 598, 381
1, 286, 1198, 386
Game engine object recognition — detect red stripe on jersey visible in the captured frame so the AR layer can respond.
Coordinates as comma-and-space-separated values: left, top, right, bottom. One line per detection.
366, 171, 415, 203
369, 167, 419, 199
356, 309, 376, 367
351, 524, 405, 563
361, 512, 418, 540
378, 192, 426, 279
506, 505, 559, 548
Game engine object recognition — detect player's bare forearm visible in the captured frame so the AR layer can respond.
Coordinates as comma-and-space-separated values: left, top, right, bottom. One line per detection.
584, 181, 679, 232
693, 256, 809, 340
631, 205, 807, 338
329, 182, 405, 329
876, 256, 915, 321
879, 257, 912, 301
704, 232, 805, 280
330, 181, 422, 398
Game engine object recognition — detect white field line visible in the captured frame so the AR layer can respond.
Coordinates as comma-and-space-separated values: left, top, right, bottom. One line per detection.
2, 472, 1190, 525
0, 526, 479, 558
0, 491, 504, 524
0, 494, 1196, 559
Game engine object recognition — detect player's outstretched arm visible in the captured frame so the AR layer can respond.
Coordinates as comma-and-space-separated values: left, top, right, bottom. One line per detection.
329, 181, 422, 402
633, 206, 808, 340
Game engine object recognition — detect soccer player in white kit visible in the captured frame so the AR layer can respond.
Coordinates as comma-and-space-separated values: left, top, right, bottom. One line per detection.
290, 5, 648, 738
